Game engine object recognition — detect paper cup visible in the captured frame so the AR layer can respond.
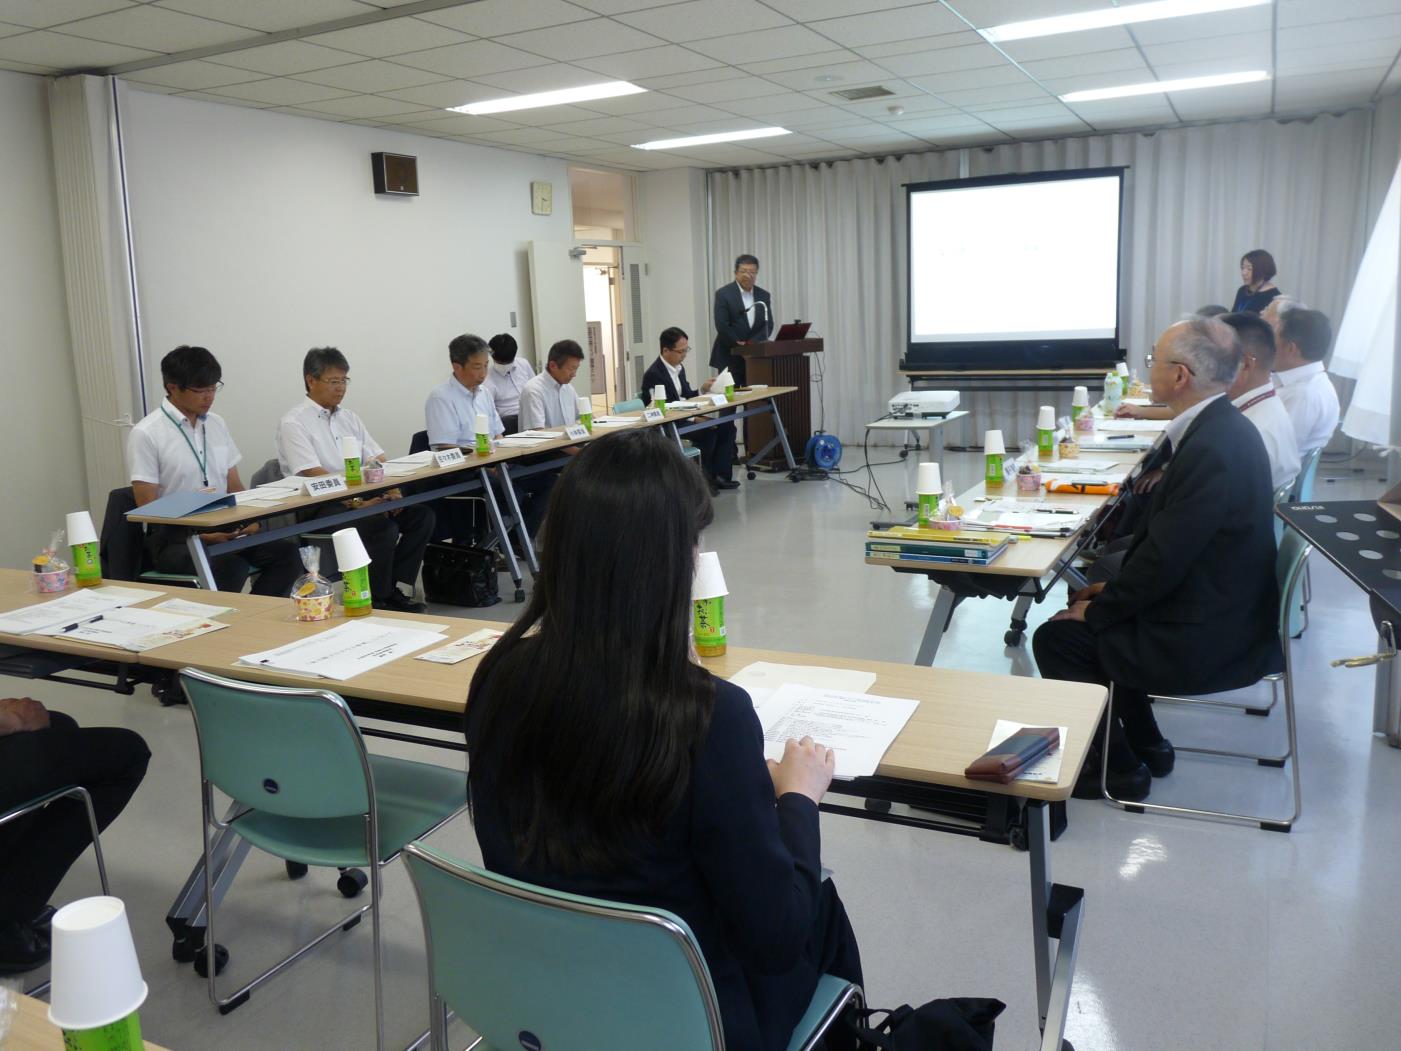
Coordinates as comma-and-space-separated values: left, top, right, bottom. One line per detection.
1072, 386, 1088, 407
916, 461, 942, 496
66, 511, 98, 546
332, 527, 371, 572
48, 897, 148, 1031
1036, 405, 1056, 431
339, 435, 359, 460
984, 429, 1006, 455
654, 385, 666, 402
474, 413, 488, 435
692, 551, 728, 600
577, 396, 591, 415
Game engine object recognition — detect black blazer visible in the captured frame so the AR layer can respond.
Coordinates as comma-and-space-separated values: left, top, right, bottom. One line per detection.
467, 677, 825, 1051
1086, 395, 1282, 694
640, 357, 697, 404
709, 281, 773, 371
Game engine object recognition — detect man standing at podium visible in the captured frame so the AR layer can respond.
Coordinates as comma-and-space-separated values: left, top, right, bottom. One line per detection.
709, 254, 773, 385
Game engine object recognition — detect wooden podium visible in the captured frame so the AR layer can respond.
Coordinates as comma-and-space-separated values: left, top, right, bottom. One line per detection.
738, 338, 822, 469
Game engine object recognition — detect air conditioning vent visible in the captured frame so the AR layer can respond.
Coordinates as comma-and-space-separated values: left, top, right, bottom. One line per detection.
832, 85, 896, 101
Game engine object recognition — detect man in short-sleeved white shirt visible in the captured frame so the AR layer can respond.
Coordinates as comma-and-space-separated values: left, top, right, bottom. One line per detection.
517, 339, 584, 430
1221, 312, 1300, 492
484, 333, 534, 434
1267, 301, 1339, 459
277, 347, 432, 612
425, 334, 504, 448
127, 345, 300, 595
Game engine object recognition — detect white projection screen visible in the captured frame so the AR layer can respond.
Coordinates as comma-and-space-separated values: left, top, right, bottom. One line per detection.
905, 168, 1125, 369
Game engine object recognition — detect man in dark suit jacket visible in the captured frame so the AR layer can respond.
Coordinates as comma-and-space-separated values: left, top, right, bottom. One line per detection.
709, 254, 773, 385
643, 326, 739, 491
1034, 318, 1281, 802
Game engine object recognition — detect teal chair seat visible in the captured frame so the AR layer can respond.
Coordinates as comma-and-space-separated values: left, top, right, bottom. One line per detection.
233, 755, 467, 868
612, 397, 644, 413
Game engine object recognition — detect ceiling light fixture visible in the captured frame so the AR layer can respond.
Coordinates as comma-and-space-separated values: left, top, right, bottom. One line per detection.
981, 0, 1270, 43
450, 80, 645, 115
633, 127, 791, 150
1060, 69, 1268, 102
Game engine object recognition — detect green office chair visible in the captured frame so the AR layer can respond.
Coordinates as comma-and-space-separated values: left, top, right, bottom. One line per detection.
1100, 526, 1312, 831
403, 841, 862, 1051
1287, 445, 1325, 634
179, 669, 469, 1050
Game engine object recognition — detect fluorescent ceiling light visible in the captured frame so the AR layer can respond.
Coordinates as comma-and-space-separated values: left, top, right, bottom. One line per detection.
981, 0, 1270, 43
633, 127, 791, 150
450, 81, 644, 115
1061, 70, 1268, 102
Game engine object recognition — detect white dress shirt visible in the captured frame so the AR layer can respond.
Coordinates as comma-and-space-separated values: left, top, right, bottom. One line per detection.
738, 282, 755, 328
484, 358, 535, 419
127, 399, 242, 496
1232, 383, 1301, 491
662, 357, 684, 395
425, 376, 504, 447
1273, 361, 1340, 455
275, 397, 384, 477
518, 371, 579, 430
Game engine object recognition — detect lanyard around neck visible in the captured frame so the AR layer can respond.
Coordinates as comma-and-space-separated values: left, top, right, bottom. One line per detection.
161, 406, 209, 487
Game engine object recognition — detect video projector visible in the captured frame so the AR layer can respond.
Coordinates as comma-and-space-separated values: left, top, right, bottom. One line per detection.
888, 390, 960, 419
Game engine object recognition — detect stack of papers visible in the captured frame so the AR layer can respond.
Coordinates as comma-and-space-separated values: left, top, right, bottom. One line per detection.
1095, 417, 1169, 432
235, 482, 300, 507
986, 720, 1068, 785
34, 607, 227, 652
415, 628, 503, 665
966, 500, 1088, 534
513, 429, 563, 439
385, 451, 436, 466
0, 591, 131, 635
750, 683, 918, 779
496, 435, 553, 448
237, 620, 446, 681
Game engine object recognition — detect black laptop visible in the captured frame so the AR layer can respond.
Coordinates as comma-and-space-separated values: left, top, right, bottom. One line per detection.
774, 321, 811, 340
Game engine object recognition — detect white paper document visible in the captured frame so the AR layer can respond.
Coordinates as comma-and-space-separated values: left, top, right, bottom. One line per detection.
381, 463, 422, 477
752, 684, 918, 779
731, 661, 877, 697
496, 435, 553, 448
513, 429, 564, 439
1047, 459, 1120, 473
986, 719, 1068, 785
1041, 469, 1130, 486
88, 585, 162, 605
415, 628, 503, 665
385, 451, 436, 466
233, 491, 290, 507
0, 591, 128, 635
35, 606, 228, 652
1077, 437, 1155, 452
153, 598, 235, 617
1093, 417, 1169, 432
237, 621, 446, 681
359, 616, 451, 633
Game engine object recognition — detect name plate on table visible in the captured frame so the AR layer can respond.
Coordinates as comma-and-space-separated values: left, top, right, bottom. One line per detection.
564, 423, 589, 441
709, 393, 729, 407
433, 448, 466, 467
305, 475, 349, 497
642, 407, 665, 422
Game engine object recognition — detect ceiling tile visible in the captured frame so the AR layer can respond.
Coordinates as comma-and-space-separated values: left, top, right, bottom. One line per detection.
568, 0, 688, 14
614, 0, 791, 43
878, 41, 1009, 77
575, 87, 711, 113
472, 61, 611, 93
623, 101, 736, 125
418, 0, 596, 38
634, 65, 732, 89
0, 0, 133, 29
156, 0, 377, 32
0, 56, 53, 73
855, 29, 983, 60
830, 91, 954, 117
541, 114, 649, 135
686, 25, 834, 64
496, 19, 664, 60
995, 27, 1136, 63
210, 40, 364, 75
202, 77, 355, 105
573, 43, 724, 80
0, 28, 155, 67
377, 79, 491, 108
177, 90, 278, 110
762, 58, 893, 92
765, 0, 926, 18
481, 102, 605, 126
1169, 81, 1272, 119
1022, 48, 1149, 82
0, 20, 25, 39
468, 125, 587, 145
903, 63, 1033, 94
810, 3, 965, 48
1277, 39, 1401, 77
1128, 5, 1273, 45
666, 75, 781, 103
1140, 32, 1269, 68
402, 112, 520, 135
1064, 94, 1177, 127
1279, 13, 1401, 51
1279, 0, 1401, 27
295, 93, 437, 118
938, 81, 1052, 107
888, 112, 998, 134
945, 0, 1076, 27
396, 38, 554, 78
723, 90, 834, 116
739, 49, 854, 76
121, 58, 266, 90
296, 59, 447, 93
304, 18, 473, 59
60, 4, 254, 50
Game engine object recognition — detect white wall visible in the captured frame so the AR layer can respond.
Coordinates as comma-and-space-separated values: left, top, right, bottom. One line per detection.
119, 89, 575, 466
0, 70, 87, 567
638, 168, 710, 363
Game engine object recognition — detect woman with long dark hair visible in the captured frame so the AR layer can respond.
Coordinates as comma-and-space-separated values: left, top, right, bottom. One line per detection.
465, 430, 862, 1051
1232, 249, 1282, 314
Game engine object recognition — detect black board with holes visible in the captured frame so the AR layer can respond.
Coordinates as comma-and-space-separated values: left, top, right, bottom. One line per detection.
1277, 501, 1401, 621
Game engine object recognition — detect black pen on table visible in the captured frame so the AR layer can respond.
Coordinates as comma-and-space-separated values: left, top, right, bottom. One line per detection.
59, 615, 103, 633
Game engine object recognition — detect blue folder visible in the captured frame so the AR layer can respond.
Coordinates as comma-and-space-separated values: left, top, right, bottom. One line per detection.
125, 490, 237, 519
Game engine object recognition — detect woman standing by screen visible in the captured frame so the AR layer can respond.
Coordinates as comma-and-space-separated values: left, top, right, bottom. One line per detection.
1232, 249, 1282, 313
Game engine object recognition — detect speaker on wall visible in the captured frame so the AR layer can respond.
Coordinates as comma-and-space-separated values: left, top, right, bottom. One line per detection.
371, 152, 418, 196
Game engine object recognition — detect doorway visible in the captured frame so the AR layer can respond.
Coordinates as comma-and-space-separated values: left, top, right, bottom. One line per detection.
580, 246, 624, 409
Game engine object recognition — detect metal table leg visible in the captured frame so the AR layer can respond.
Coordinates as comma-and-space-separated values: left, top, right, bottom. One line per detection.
1028, 801, 1083, 1051
1370, 621, 1401, 746
914, 585, 957, 666
166, 810, 251, 938
480, 472, 526, 602
495, 463, 539, 576
185, 533, 217, 590
769, 396, 798, 471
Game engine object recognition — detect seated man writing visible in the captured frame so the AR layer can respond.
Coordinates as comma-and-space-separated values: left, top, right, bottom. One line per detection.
1035, 318, 1281, 802
277, 347, 433, 613
642, 326, 739, 493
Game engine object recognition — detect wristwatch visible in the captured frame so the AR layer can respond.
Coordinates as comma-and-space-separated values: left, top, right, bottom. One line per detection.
349, 497, 364, 509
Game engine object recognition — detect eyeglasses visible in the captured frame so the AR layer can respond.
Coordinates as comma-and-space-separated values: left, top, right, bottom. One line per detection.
1164, 359, 1197, 376
736, 267, 758, 278
183, 382, 224, 394
316, 377, 351, 389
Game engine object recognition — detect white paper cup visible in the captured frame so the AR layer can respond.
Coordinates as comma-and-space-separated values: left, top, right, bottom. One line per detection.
66, 511, 98, 546
984, 429, 1006, 455
474, 413, 488, 434
916, 461, 942, 496
1072, 385, 1089, 407
577, 396, 591, 414
332, 527, 371, 572
654, 386, 666, 401
48, 897, 148, 1030
339, 435, 359, 460
1036, 405, 1056, 431
692, 551, 729, 600
1116, 362, 1129, 377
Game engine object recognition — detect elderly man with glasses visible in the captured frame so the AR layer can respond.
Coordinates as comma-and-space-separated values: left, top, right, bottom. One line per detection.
1033, 318, 1282, 803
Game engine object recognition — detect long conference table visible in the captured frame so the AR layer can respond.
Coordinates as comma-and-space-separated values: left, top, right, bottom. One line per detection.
0, 572, 1104, 1051
127, 387, 800, 602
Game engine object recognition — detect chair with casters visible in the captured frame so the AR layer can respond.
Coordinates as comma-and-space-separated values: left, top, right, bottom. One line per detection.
1100, 526, 1312, 831
178, 669, 468, 1049
0, 786, 111, 999
402, 841, 862, 1051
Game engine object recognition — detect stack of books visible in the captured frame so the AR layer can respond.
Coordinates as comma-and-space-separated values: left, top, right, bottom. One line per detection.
865, 527, 1009, 566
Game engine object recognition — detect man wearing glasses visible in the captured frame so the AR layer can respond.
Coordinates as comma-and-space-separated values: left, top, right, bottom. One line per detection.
128, 345, 300, 596
708, 254, 773, 386
643, 327, 738, 492
276, 347, 433, 613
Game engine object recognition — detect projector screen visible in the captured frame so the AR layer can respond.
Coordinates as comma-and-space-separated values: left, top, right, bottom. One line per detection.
905, 167, 1125, 369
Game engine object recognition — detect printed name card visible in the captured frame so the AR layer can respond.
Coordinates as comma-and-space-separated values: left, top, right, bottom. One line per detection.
709, 393, 729, 407
305, 475, 349, 497
433, 448, 466, 467
564, 423, 589, 441
642, 407, 665, 422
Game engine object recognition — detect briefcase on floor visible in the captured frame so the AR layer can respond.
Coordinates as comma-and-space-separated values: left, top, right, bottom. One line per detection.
423, 542, 500, 608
